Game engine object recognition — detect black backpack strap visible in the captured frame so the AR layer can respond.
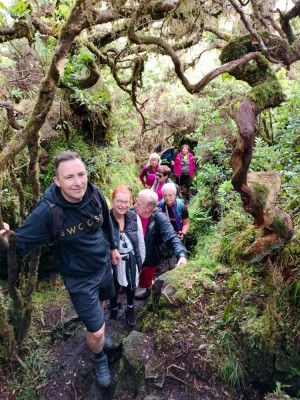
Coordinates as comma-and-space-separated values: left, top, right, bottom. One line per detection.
44, 199, 64, 246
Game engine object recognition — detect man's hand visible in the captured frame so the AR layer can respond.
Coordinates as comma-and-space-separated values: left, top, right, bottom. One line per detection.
176, 256, 187, 267
111, 248, 121, 265
177, 231, 184, 241
0, 222, 10, 250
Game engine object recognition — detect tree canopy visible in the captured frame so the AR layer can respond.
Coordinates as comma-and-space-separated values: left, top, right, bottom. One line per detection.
0, 0, 299, 256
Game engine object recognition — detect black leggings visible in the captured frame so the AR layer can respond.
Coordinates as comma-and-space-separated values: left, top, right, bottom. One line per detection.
110, 269, 135, 308
177, 175, 191, 188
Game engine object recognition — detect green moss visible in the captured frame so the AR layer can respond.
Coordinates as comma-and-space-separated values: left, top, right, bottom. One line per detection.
249, 78, 285, 111
220, 31, 269, 65
220, 34, 285, 112
0, 305, 16, 361
271, 214, 287, 236
253, 183, 269, 208
240, 313, 280, 352
139, 311, 157, 331
159, 308, 178, 320
155, 318, 174, 333
99, 147, 141, 200
217, 225, 260, 263
220, 34, 255, 64
33, 277, 68, 306
174, 288, 188, 302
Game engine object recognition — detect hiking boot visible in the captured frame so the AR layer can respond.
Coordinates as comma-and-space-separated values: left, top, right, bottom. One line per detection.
109, 308, 119, 321
94, 354, 111, 388
126, 307, 136, 327
134, 288, 151, 300
103, 334, 113, 351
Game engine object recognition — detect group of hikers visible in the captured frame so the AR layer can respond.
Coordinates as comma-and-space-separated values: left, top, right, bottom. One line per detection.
139, 142, 196, 201
0, 144, 196, 389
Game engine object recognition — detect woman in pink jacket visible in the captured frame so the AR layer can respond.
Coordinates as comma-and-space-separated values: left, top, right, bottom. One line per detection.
139, 153, 160, 188
173, 144, 196, 200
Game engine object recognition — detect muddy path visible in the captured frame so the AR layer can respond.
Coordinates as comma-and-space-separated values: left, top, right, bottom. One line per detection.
36, 260, 264, 400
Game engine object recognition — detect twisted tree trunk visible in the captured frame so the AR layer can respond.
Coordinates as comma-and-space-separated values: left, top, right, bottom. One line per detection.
220, 36, 294, 261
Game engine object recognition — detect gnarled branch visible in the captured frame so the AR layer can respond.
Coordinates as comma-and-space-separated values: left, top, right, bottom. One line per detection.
0, 21, 33, 43
0, 0, 101, 179
279, 1, 300, 44
0, 101, 23, 130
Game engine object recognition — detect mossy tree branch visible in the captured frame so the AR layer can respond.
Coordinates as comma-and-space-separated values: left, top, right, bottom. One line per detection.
0, 21, 33, 43
0, 300, 16, 359
0, 102, 23, 130
0, 0, 102, 359
220, 37, 294, 260
279, 1, 300, 44
228, 0, 268, 51
0, 0, 100, 183
9, 165, 25, 219
128, 1, 296, 259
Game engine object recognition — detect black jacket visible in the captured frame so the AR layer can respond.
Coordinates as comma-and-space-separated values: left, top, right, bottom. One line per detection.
143, 208, 187, 266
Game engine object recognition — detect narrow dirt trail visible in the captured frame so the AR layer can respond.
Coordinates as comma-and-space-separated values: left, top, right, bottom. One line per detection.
36, 259, 263, 400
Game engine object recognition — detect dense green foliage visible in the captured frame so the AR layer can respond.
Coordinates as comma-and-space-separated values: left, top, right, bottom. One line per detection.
135, 71, 300, 399
1, 5, 300, 393
2, 67, 300, 399
151, 74, 300, 397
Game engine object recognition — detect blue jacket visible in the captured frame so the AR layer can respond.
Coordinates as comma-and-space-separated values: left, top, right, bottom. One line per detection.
143, 208, 187, 266
161, 148, 175, 163
15, 182, 117, 277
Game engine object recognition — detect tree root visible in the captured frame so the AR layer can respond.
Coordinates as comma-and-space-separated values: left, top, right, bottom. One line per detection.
166, 364, 193, 389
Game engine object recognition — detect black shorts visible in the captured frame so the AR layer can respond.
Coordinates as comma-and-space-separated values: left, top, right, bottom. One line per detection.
63, 269, 115, 333
177, 175, 191, 188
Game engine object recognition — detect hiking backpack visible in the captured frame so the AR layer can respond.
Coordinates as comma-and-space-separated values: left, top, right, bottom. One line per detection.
157, 198, 183, 217
151, 208, 174, 260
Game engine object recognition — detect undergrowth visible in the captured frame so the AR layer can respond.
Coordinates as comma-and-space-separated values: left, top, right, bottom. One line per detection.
140, 79, 300, 397
0, 276, 68, 400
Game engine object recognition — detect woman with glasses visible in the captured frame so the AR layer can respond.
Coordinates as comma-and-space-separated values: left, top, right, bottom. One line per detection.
109, 185, 145, 326
151, 165, 179, 202
158, 183, 190, 244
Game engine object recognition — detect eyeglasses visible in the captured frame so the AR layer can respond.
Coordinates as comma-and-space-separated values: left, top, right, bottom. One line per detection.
120, 233, 128, 248
115, 200, 131, 206
163, 193, 175, 198
156, 174, 164, 178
